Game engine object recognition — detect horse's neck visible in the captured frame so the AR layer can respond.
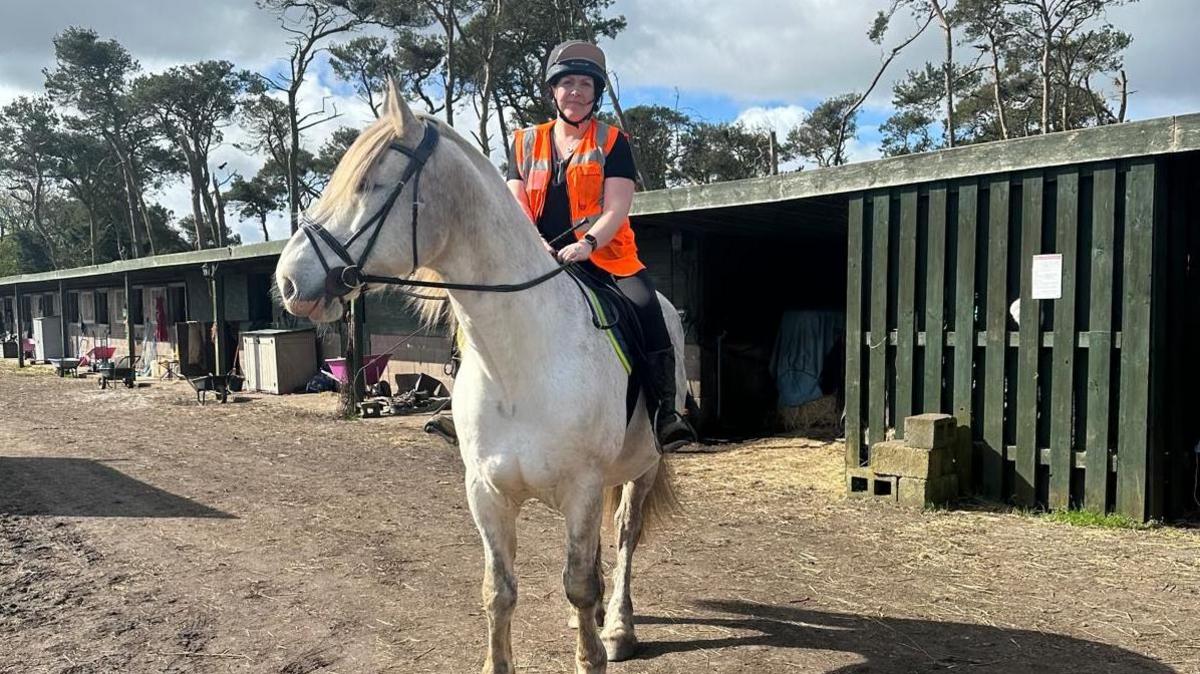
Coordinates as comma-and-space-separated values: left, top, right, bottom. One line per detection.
434, 214, 584, 383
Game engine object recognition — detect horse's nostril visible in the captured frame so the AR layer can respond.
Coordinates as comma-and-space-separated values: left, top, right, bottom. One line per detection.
280, 277, 297, 301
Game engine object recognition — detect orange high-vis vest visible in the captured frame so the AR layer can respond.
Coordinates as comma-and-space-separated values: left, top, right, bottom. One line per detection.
513, 120, 644, 277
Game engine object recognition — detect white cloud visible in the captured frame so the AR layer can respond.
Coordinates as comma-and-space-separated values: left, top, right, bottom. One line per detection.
734, 104, 809, 138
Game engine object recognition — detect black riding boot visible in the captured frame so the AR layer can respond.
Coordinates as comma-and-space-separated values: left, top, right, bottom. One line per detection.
646, 347, 697, 452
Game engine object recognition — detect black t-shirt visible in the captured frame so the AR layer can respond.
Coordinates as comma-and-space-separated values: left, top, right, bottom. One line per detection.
508, 131, 636, 251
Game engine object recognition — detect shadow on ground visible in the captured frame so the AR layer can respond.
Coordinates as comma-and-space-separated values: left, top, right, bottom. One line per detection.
0, 457, 233, 518
636, 599, 1168, 673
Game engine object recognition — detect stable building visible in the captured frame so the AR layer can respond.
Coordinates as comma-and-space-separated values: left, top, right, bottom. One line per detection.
3, 112, 1199, 521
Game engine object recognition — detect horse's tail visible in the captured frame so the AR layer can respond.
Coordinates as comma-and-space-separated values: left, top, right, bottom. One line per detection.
603, 456, 681, 540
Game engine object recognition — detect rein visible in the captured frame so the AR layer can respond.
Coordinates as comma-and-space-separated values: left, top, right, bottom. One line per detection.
301, 121, 572, 301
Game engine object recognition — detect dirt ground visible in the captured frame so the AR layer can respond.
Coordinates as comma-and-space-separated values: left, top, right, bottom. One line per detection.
2, 361, 1199, 674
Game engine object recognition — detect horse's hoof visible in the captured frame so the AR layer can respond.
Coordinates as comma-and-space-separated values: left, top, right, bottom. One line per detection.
601, 632, 638, 662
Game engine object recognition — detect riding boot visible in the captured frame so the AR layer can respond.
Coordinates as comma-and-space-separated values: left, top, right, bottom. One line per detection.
423, 412, 458, 446
646, 347, 697, 452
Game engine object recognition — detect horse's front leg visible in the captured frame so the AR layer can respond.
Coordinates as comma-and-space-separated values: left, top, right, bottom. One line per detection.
563, 485, 607, 674
467, 479, 520, 674
600, 462, 658, 661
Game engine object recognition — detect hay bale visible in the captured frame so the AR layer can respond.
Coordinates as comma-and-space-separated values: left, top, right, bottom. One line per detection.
777, 394, 842, 436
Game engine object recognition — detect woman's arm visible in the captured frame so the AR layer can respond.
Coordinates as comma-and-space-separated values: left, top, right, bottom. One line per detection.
507, 179, 535, 223
508, 178, 554, 255
558, 176, 635, 263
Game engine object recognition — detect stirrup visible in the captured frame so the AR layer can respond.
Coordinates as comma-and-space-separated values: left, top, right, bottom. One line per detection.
654, 409, 696, 453
423, 413, 458, 446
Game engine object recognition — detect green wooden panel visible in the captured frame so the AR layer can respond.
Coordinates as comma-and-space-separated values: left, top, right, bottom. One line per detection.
1085, 164, 1116, 512
1116, 160, 1156, 520
924, 184, 947, 413
869, 192, 891, 446
1049, 169, 1079, 510
895, 188, 918, 435
983, 176, 1010, 500
953, 182, 978, 430
1015, 173, 1042, 506
845, 195, 866, 468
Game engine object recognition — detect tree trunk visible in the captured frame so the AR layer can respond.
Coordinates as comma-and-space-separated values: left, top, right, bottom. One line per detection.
1041, 38, 1052, 133
1117, 70, 1128, 123
260, 214, 270, 242
107, 136, 145, 257
287, 88, 301, 234
988, 34, 1010, 140
931, 0, 955, 147
136, 185, 158, 257
199, 164, 221, 247
493, 88, 511, 164
86, 205, 97, 266
443, 3, 456, 127
211, 173, 228, 247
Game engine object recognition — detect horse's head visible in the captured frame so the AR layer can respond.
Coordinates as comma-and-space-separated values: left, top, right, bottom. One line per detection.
275, 83, 453, 323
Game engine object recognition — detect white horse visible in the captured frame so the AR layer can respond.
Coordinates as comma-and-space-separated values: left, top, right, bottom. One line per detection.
274, 86, 682, 674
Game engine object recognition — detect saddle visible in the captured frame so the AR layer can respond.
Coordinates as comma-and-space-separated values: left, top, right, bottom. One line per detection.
563, 265, 650, 424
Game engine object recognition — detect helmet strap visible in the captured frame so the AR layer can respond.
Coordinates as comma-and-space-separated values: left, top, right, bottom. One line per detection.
555, 101, 594, 128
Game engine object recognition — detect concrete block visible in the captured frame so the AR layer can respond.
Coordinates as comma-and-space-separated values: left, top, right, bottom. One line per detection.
846, 468, 873, 499
897, 474, 959, 508
846, 468, 898, 502
904, 413, 957, 449
871, 440, 952, 479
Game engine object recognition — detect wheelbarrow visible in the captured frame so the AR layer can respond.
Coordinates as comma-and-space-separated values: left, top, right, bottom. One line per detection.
48, 357, 81, 378
186, 372, 244, 405
97, 355, 139, 389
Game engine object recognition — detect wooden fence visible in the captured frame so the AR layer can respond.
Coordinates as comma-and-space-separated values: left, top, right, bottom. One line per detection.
844, 158, 1164, 520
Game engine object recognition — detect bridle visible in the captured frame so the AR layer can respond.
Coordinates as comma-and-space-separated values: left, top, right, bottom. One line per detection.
300, 121, 570, 302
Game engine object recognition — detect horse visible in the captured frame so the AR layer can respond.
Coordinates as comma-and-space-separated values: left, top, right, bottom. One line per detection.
274, 84, 683, 674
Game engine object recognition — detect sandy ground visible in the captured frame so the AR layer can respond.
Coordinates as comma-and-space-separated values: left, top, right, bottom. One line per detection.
1, 360, 1199, 674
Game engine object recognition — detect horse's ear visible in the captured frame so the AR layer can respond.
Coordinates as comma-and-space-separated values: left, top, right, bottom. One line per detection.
385, 78, 419, 138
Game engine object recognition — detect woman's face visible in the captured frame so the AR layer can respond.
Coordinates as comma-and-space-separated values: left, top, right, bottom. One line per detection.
553, 74, 596, 120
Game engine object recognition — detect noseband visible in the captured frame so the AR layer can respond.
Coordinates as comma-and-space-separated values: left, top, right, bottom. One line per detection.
301, 121, 570, 301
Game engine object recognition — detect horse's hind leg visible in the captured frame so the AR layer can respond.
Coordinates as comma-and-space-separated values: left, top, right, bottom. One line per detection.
562, 485, 607, 673
600, 462, 658, 661
467, 480, 520, 674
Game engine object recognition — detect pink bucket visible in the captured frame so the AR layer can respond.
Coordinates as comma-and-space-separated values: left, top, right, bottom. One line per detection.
324, 354, 391, 386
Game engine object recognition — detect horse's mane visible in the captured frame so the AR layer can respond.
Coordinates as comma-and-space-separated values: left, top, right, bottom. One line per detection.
306, 110, 513, 332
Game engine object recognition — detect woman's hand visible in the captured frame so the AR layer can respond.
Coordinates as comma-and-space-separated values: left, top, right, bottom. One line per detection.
557, 241, 593, 264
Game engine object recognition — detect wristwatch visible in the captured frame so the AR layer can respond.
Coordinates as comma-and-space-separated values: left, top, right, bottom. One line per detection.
583, 233, 598, 250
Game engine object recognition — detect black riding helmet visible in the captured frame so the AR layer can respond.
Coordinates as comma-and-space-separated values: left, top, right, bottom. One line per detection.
545, 40, 607, 127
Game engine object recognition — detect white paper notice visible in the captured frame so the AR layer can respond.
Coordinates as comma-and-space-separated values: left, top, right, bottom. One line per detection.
1031, 254, 1063, 300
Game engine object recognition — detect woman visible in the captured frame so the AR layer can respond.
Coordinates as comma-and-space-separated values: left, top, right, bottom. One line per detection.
506, 40, 695, 452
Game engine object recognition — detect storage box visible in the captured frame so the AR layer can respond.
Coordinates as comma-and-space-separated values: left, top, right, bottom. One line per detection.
240, 328, 317, 394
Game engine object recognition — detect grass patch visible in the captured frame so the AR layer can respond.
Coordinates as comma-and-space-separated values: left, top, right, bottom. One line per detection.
1041, 509, 1158, 530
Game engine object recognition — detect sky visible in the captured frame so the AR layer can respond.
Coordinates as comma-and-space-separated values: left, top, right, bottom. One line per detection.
1, 0, 1196, 244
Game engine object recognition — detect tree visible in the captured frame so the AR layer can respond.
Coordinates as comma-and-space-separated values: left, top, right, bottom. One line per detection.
1007, 0, 1136, 134
43, 27, 160, 256
673, 121, 772, 185
328, 36, 396, 117
47, 129, 112, 264
785, 94, 861, 168
835, 2, 938, 165
226, 176, 286, 242
133, 60, 248, 249
0, 97, 62, 267
256, 0, 377, 233
600, 105, 689, 190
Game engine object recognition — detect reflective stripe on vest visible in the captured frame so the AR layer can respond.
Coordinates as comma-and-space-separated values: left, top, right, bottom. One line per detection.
515, 120, 643, 277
